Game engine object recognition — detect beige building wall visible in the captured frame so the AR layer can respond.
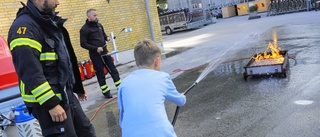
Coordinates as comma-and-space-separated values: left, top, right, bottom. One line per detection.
0, 0, 162, 61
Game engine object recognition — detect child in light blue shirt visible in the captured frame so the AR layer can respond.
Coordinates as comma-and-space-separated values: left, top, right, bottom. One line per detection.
118, 39, 186, 137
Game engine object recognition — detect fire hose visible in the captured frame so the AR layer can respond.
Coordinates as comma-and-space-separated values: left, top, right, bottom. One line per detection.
90, 97, 117, 122
88, 57, 252, 123
171, 54, 297, 126
88, 52, 297, 123
171, 82, 197, 126
113, 28, 125, 40
90, 28, 126, 121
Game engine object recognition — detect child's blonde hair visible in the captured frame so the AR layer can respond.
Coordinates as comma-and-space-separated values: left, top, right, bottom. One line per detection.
134, 39, 161, 67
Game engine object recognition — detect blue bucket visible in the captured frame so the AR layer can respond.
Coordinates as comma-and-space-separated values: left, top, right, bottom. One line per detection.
14, 104, 34, 123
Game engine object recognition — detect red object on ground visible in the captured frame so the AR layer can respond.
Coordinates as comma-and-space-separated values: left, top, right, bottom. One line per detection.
89, 60, 95, 76
84, 60, 92, 79
78, 62, 85, 81
81, 61, 87, 80
103, 56, 114, 75
103, 67, 108, 75
0, 35, 18, 90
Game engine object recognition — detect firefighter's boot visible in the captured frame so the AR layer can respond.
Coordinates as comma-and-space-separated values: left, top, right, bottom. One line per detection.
101, 85, 112, 98
103, 91, 112, 98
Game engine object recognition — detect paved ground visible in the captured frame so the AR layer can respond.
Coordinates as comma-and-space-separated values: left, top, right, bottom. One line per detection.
80, 11, 320, 137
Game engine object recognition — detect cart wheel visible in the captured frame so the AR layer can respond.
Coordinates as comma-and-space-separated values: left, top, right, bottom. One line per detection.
283, 69, 287, 77
165, 27, 172, 35
243, 73, 248, 81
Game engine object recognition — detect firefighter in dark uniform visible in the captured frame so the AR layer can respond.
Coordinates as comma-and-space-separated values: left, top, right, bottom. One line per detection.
80, 9, 121, 98
7, 0, 96, 136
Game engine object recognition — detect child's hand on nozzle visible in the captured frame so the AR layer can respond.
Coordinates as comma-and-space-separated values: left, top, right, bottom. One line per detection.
181, 93, 186, 98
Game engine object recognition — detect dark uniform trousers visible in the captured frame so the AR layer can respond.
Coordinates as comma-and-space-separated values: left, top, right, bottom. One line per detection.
90, 53, 120, 91
31, 87, 96, 137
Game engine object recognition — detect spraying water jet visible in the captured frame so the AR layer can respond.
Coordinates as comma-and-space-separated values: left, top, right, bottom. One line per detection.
171, 43, 237, 126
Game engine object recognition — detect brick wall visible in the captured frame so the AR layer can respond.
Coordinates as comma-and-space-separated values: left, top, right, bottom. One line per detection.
0, 0, 162, 61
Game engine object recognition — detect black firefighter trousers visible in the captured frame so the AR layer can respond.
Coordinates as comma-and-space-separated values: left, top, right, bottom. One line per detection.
90, 53, 120, 92
31, 88, 96, 137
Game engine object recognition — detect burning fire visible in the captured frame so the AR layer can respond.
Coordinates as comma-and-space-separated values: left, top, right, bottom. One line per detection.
252, 42, 284, 64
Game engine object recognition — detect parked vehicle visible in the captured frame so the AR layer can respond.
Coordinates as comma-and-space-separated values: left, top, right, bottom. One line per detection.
212, 10, 223, 18
159, 8, 208, 35
0, 35, 22, 137
211, 7, 223, 18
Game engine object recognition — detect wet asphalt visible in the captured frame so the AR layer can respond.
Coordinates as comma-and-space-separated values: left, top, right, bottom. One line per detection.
82, 11, 320, 137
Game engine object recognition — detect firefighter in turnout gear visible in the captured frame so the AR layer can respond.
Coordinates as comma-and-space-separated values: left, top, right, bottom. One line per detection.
7, 0, 96, 136
80, 9, 121, 98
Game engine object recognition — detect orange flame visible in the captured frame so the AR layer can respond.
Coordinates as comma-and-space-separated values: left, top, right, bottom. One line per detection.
252, 42, 284, 63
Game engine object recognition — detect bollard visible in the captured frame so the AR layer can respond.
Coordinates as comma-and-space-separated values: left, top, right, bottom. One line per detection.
14, 104, 42, 137
307, 0, 311, 11
316, 1, 320, 11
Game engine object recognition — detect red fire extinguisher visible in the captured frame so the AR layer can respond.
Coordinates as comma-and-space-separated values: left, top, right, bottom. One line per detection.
102, 56, 115, 75
89, 59, 95, 76
84, 60, 93, 79
78, 62, 85, 81
81, 61, 87, 79
103, 67, 108, 75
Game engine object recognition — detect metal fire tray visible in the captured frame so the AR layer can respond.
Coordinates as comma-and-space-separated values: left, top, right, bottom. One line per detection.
243, 50, 288, 81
